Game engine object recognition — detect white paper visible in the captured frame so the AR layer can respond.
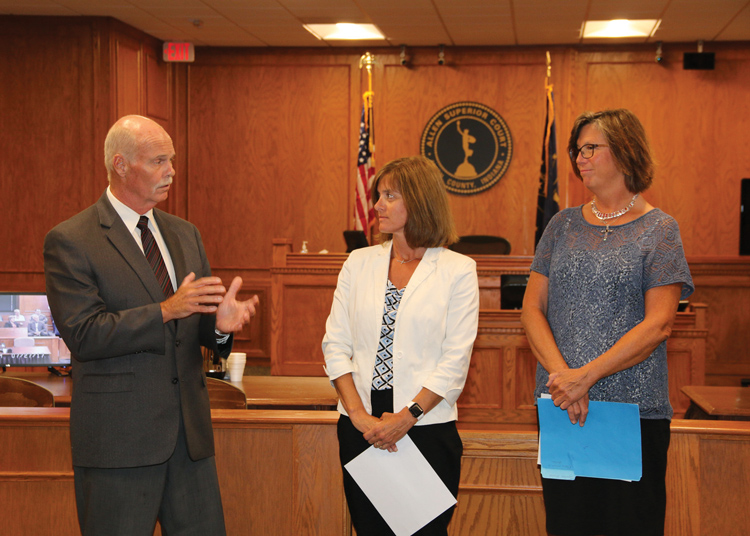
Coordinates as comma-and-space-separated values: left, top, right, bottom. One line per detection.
344, 435, 457, 536
537, 392, 551, 465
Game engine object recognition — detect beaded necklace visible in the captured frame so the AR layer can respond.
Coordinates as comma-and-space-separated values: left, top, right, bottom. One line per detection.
591, 194, 639, 241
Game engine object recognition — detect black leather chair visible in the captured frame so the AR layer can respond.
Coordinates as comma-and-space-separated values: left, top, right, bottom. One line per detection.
449, 235, 511, 255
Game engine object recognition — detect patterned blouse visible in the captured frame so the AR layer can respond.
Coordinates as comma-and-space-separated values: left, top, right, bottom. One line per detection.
371, 280, 404, 390
531, 206, 694, 419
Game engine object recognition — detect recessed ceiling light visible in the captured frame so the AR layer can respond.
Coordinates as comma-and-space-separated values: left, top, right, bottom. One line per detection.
303, 23, 385, 41
582, 19, 660, 39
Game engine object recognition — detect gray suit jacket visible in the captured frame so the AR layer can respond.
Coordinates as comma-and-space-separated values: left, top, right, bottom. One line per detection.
44, 192, 228, 468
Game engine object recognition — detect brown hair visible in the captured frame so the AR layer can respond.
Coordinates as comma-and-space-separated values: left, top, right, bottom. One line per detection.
568, 109, 655, 193
371, 156, 459, 248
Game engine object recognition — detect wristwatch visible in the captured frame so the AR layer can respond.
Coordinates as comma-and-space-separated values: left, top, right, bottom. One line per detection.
407, 400, 424, 421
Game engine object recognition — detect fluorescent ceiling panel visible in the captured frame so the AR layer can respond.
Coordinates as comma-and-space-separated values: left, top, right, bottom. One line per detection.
303, 23, 385, 40
582, 19, 660, 38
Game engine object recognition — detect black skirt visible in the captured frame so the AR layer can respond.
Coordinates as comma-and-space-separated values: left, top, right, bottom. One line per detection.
542, 418, 671, 536
337, 389, 463, 536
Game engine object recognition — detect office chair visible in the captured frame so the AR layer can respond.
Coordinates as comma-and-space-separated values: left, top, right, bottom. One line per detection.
449, 235, 511, 255
13, 337, 35, 347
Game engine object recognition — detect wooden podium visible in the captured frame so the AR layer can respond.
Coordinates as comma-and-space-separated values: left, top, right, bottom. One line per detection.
270, 238, 707, 425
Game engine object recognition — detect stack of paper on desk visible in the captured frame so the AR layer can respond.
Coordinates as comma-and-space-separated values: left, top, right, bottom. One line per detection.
537, 397, 642, 482
345, 435, 456, 536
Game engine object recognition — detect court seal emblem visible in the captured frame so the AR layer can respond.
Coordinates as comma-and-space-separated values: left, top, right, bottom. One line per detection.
420, 101, 512, 195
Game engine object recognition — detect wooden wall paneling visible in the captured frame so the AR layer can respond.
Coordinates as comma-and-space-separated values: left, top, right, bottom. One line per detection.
514, 345, 539, 410
693, 284, 750, 382
459, 347, 503, 408
167, 63, 190, 220
270, 241, 346, 376
379, 54, 548, 256
698, 435, 750, 533
574, 46, 750, 256
271, 271, 338, 376
213, 425, 295, 535
689, 257, 750, 385
110, 22, 177, 216
453, 431, 545, 536
211, 411, 350, 536
666, 422, 750, 535
0, 409, 77, 535
4, 409, 750, 536
0, 17, 98, 290
293, 424, 348, 535
211, 268, 271, 366
668, 302, 707, 417
113, 33, 141, 118
664, 428, 700, 535
145, 50, 171, 124
186, 61, 353, 271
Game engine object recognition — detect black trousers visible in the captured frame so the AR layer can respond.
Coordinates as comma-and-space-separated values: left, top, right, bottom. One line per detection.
337, 389, 463, 536
542, 418, 671, 536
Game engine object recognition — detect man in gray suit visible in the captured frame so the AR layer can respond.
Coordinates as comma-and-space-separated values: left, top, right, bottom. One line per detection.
44, 115, 258, 535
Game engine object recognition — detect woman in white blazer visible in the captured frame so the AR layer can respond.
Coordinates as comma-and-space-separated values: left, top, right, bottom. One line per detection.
323, 156, 479, 536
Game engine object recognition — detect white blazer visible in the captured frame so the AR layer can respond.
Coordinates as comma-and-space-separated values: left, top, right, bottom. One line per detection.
322, 241, 479, 426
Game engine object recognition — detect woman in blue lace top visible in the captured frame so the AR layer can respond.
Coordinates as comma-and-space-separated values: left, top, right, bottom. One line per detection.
323, 156, 479, 535
521, 109, 694, 536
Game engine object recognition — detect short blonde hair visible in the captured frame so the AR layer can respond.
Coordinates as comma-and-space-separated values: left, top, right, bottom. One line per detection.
371, 156, 459, 248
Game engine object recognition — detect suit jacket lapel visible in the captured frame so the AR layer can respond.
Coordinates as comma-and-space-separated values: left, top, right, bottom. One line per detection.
401, 247, 438, 305
154, 209, 186, 286
363, 243, 390, 339
95, 193, 170, 305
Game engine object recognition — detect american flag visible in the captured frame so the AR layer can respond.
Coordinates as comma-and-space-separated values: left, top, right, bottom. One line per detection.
355, 105, 375, 232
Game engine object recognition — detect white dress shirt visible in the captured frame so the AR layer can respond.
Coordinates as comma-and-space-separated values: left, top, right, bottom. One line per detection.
106, 186, 177, 294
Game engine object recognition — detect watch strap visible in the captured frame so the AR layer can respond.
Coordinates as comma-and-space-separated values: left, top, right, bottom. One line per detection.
407, 400, 424, 421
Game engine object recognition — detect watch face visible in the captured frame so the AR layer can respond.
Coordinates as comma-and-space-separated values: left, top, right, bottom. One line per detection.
409, 403, 423, 418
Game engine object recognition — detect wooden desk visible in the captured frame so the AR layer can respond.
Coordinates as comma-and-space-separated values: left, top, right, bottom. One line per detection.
235, 375, 337, 410
682, 385, 750, 420
0, 372, 337, 410
2, 408, 750, 536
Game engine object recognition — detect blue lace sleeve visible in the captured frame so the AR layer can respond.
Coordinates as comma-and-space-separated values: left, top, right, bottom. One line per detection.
530, 209, 573, 277
642, 215, 694, 299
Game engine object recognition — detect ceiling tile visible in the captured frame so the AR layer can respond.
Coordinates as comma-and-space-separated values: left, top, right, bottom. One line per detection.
655, 0, 748, 42
280, 0, 367, 24
0, 0, 748, 47
717, 2, 750, 41
514, 0, 586, 45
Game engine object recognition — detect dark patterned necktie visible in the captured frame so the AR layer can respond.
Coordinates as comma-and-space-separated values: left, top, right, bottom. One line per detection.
137, 215, 174, 298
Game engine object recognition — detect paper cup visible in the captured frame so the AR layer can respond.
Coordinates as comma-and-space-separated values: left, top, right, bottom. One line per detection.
227, 352, 246, 382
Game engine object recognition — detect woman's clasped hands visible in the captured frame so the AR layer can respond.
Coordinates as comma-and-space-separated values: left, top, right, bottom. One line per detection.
349, 407, 416, 453
547, 367, 593, 426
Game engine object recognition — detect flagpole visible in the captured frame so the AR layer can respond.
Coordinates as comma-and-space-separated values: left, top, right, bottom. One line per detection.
355, 52, 377, 243
359, 52, 375, 135
535, 51, 560, 248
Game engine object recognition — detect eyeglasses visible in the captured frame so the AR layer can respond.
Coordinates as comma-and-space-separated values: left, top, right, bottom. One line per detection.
569, 143, 609, 160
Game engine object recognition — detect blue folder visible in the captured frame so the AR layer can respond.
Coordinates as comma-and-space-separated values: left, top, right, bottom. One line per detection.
537, 397, 642, 481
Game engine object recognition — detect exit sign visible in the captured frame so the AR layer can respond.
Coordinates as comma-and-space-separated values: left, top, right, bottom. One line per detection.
162, 42, 194, 63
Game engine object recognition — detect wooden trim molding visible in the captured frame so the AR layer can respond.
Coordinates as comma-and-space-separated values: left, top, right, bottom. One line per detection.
2, 408, 749, 535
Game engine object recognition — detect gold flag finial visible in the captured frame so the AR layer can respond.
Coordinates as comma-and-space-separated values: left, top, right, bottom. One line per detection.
359, 52, 375, 110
